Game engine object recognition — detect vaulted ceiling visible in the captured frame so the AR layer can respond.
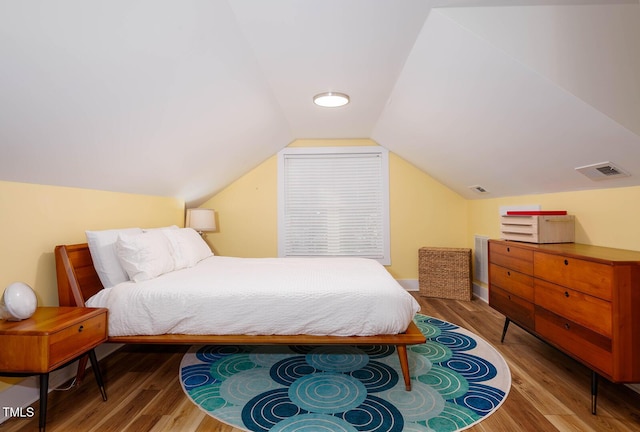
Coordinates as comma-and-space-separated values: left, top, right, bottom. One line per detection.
1, 0, 639, 206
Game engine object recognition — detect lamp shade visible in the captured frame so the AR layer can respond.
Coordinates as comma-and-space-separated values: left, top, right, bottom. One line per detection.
186, 208, 217, 232
0, 282, 37, 321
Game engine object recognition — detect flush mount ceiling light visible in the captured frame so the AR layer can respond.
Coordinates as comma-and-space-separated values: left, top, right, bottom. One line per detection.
313, 92, 350, 108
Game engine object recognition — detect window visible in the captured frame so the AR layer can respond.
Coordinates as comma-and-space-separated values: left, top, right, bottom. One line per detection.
278, 146, 390, 265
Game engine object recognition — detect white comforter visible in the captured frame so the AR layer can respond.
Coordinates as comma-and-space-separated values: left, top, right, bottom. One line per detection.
86, 256, 420, 337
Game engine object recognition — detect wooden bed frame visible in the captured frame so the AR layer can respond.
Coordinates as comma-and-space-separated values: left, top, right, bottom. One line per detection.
54, 243, 426, 390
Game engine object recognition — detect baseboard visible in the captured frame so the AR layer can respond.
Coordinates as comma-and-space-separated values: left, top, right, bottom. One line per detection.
0, 343, 121, 424
398, 279, 489, 303
473, 282, 488, 303
397, 279, 419, 291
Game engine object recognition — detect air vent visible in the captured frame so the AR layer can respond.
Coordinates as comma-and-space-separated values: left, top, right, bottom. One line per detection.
575, 162, 630, 181
474, 235, 489, 284
469, 185, 489, 194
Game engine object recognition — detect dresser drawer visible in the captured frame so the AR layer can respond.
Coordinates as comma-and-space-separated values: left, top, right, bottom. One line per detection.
49, 313, 107, 369
534, 279, 612, 337
535, 307, 612, 376
490, 286, 534, 331
489, 242, 533, 275
533, 252, 612, 300
490, 263, 534, 301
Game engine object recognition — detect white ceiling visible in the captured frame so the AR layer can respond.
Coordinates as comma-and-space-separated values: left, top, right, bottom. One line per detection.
1, 0, 639, 205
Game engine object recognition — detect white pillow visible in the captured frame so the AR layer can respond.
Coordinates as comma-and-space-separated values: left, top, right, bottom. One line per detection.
116, 231, 175, 282
86, 228, 143, 288
162, 228, 213, 269
142, 225, 179, 232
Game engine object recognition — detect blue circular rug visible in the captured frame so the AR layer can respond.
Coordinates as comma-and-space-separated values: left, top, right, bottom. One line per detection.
180, 314, 511, 431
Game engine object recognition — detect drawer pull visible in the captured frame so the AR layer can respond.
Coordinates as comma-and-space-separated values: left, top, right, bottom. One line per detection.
564, 259, 569, 265
564, 323, 570, 330
507, 271, 511, 276
507, 247, 510, 252
564, 291, 570, 298
78, 325, 84, 333
508, 295, 511, 300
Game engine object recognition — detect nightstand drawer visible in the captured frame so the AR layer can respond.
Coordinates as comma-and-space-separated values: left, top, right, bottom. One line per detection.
49, 313, 107, 369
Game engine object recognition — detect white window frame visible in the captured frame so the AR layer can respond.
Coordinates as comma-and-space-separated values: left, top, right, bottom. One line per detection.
277, 146, 391, 265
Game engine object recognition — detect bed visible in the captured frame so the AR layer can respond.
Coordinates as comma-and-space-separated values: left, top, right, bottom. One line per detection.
54, 233, 425, 390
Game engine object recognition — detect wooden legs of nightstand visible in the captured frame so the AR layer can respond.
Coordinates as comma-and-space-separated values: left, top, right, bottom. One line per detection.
75, 351, 107, 401
88, 349, 107, 401
76, 353, 89, 384
38, 349, 107, 431
38, 373, 49, 432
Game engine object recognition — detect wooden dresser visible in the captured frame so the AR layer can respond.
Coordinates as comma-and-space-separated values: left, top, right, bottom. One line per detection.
488, 240, 640, 413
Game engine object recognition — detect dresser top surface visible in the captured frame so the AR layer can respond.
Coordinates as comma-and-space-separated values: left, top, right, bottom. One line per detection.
490, 240, 640, 264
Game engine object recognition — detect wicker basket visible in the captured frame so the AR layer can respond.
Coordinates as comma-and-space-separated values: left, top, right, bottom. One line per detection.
419, 247, 472, 301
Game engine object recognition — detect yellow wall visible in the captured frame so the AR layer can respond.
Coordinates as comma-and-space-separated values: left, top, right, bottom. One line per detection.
0, 181, 184, 307
202, 139, 469, 279
467, 186, 640, 252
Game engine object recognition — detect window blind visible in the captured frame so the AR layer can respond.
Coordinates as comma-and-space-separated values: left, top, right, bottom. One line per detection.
278, 147, 390, 264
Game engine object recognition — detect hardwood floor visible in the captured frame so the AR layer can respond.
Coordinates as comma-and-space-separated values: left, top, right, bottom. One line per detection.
2, 294, 639, 431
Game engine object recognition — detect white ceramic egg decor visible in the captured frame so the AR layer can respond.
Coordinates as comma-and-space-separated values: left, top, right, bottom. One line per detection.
0, 282, 38, 321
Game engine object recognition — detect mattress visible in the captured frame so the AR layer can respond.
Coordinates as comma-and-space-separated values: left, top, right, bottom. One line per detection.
86, 255, 421, 337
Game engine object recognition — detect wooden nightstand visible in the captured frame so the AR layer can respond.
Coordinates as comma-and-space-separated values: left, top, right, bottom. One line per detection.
0, 307, 108, 431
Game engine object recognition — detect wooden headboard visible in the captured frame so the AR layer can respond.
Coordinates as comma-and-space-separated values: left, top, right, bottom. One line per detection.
55, 243, 104, 307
